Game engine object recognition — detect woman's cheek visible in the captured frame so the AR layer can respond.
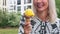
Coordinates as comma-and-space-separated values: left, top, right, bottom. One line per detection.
42, 0, 48, 3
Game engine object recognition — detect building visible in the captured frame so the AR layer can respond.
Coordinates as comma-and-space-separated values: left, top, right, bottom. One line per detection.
7, 0, 17, 12
0, 0, 7, 11
0, 0, 33, 15
19, 0, 33, 15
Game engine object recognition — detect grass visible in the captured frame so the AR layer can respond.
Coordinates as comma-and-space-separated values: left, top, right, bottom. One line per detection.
0, 28, 18, 34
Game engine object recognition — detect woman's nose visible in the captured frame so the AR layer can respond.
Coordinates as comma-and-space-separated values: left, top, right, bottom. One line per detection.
37, 0, 42, 2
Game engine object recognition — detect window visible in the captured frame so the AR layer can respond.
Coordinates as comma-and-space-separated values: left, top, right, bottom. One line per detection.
10, 5, 14, 7
2, 8, 6, 11
3, 0, 6, 6
14, 1, 16, 4
14, 5, 16, 10
5, 8, 6, 11
9, 0, 12, 4
3, 8, 4, 11
17, 0, 21, 5
27, 5, 31, 9
24, 0, 31, 4
3, 0, 4, 5
9, 6, 14, 10
17, 6, 21, 11
5, 0, 6, 6
27, 0, 31, 3
24, 6, 26, 10
10, 8, 13, 10
24, 0, 26, 4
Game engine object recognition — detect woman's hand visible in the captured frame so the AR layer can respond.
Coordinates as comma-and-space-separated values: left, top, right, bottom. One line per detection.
24, 15, 32, 34
24, 22, 32, 34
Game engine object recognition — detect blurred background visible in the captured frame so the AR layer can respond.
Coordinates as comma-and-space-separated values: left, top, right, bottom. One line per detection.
0, 0, 60, 34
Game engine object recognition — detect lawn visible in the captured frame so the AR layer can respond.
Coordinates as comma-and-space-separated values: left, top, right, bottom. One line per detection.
0, 28, 18, 34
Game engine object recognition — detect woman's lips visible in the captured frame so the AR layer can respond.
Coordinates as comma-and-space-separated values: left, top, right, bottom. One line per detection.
37, 3, 44, 8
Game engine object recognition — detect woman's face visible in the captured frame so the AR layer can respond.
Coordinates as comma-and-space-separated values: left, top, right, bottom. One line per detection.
33, 0, 48, 11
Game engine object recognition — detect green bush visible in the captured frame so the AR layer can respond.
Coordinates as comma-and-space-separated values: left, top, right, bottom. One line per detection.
0, 10, 21, 28
56, 0, 60, 11
8, 12, 21, 27
0, 10, 9, 27
56, 0, 60, 18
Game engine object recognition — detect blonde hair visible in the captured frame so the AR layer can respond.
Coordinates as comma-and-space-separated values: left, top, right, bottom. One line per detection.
32, 0, 57, 24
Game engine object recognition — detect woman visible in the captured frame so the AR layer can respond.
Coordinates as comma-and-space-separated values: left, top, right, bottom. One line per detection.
18, 0, 60, 34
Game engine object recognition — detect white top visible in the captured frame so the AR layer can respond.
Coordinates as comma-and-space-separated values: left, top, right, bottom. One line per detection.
18, 16, 60, 34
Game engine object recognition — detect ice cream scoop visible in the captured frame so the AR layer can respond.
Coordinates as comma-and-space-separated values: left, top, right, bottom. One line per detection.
24, 9, 35, 17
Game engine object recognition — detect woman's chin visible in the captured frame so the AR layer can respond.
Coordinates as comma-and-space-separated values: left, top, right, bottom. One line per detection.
37, 8, 45, 11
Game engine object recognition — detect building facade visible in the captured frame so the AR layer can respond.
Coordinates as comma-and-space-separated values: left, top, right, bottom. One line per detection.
0, 0, 7, 11
0, 0, 33, 15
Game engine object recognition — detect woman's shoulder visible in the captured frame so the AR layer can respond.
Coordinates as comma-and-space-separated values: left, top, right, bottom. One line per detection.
55, 18, 60, 27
